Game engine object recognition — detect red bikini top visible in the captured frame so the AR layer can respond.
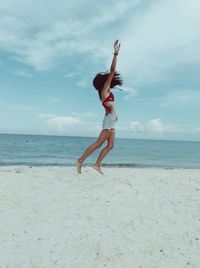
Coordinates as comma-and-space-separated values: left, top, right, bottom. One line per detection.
102, 92, 114, 113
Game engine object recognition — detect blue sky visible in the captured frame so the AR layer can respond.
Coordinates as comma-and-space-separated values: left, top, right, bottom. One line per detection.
0, 0, 200, 141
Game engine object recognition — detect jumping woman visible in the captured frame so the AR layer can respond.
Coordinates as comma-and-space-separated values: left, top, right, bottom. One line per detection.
76, 39, 123, 174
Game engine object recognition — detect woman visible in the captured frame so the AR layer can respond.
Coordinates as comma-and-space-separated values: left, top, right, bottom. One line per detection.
76, 40, 123, 174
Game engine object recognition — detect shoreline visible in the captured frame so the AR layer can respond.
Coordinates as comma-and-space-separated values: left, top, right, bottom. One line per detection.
0, 164, 200, 170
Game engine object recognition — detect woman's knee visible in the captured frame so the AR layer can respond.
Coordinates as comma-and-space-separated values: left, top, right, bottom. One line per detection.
94, 142, 103, 149
107, 144, 114, 151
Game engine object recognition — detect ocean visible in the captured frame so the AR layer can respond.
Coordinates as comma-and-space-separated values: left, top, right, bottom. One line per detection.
0, 133, 200, 168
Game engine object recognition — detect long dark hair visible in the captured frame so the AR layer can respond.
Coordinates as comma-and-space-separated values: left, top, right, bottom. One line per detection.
93, 71, 123, 100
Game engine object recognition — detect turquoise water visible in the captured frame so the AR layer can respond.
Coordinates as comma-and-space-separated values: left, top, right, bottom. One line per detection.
0, 133, 200, 168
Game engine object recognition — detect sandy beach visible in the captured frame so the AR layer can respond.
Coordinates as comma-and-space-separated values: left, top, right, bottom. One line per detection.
0, 166, 200, 268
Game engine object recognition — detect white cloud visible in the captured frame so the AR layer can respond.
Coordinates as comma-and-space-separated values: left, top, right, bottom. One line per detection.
129, 118, 180, 137
45, 115, 80, 133
130, 121, 144, 132
0, 0, 139, 71
122, 86, 138, 101
147, 119, 166, 134
160, 90, 200, 107
1, 0, 199, 95
120, 0, 200, 88
38, 112, 100, 135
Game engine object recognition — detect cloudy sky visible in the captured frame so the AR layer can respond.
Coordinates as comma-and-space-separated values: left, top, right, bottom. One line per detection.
0, 0, 200, 141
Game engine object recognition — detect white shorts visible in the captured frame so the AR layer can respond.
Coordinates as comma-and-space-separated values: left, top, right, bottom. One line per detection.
102, 113, 118, 130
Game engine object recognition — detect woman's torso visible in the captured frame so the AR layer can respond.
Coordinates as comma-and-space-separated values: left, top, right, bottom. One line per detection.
101, 91, 116, 115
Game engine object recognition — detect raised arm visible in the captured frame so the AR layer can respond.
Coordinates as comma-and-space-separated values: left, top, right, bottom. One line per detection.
101, 40, 121, 95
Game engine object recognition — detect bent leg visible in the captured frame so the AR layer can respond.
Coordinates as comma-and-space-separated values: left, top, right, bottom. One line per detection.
78, 129, 110, 165
95, 129, 115, 168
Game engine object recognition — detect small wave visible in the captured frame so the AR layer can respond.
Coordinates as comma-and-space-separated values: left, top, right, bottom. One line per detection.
0, 162, 73, 167
0, 162, 199, 169
102, 163, 138, 167
0, 162, 139, 167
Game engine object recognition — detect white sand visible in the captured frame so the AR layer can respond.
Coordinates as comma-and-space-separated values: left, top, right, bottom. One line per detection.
0, 166, 200, 268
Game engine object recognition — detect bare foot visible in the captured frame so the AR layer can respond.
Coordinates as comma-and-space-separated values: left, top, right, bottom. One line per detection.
92, 164, 104, 175
76, 159, 82, 174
